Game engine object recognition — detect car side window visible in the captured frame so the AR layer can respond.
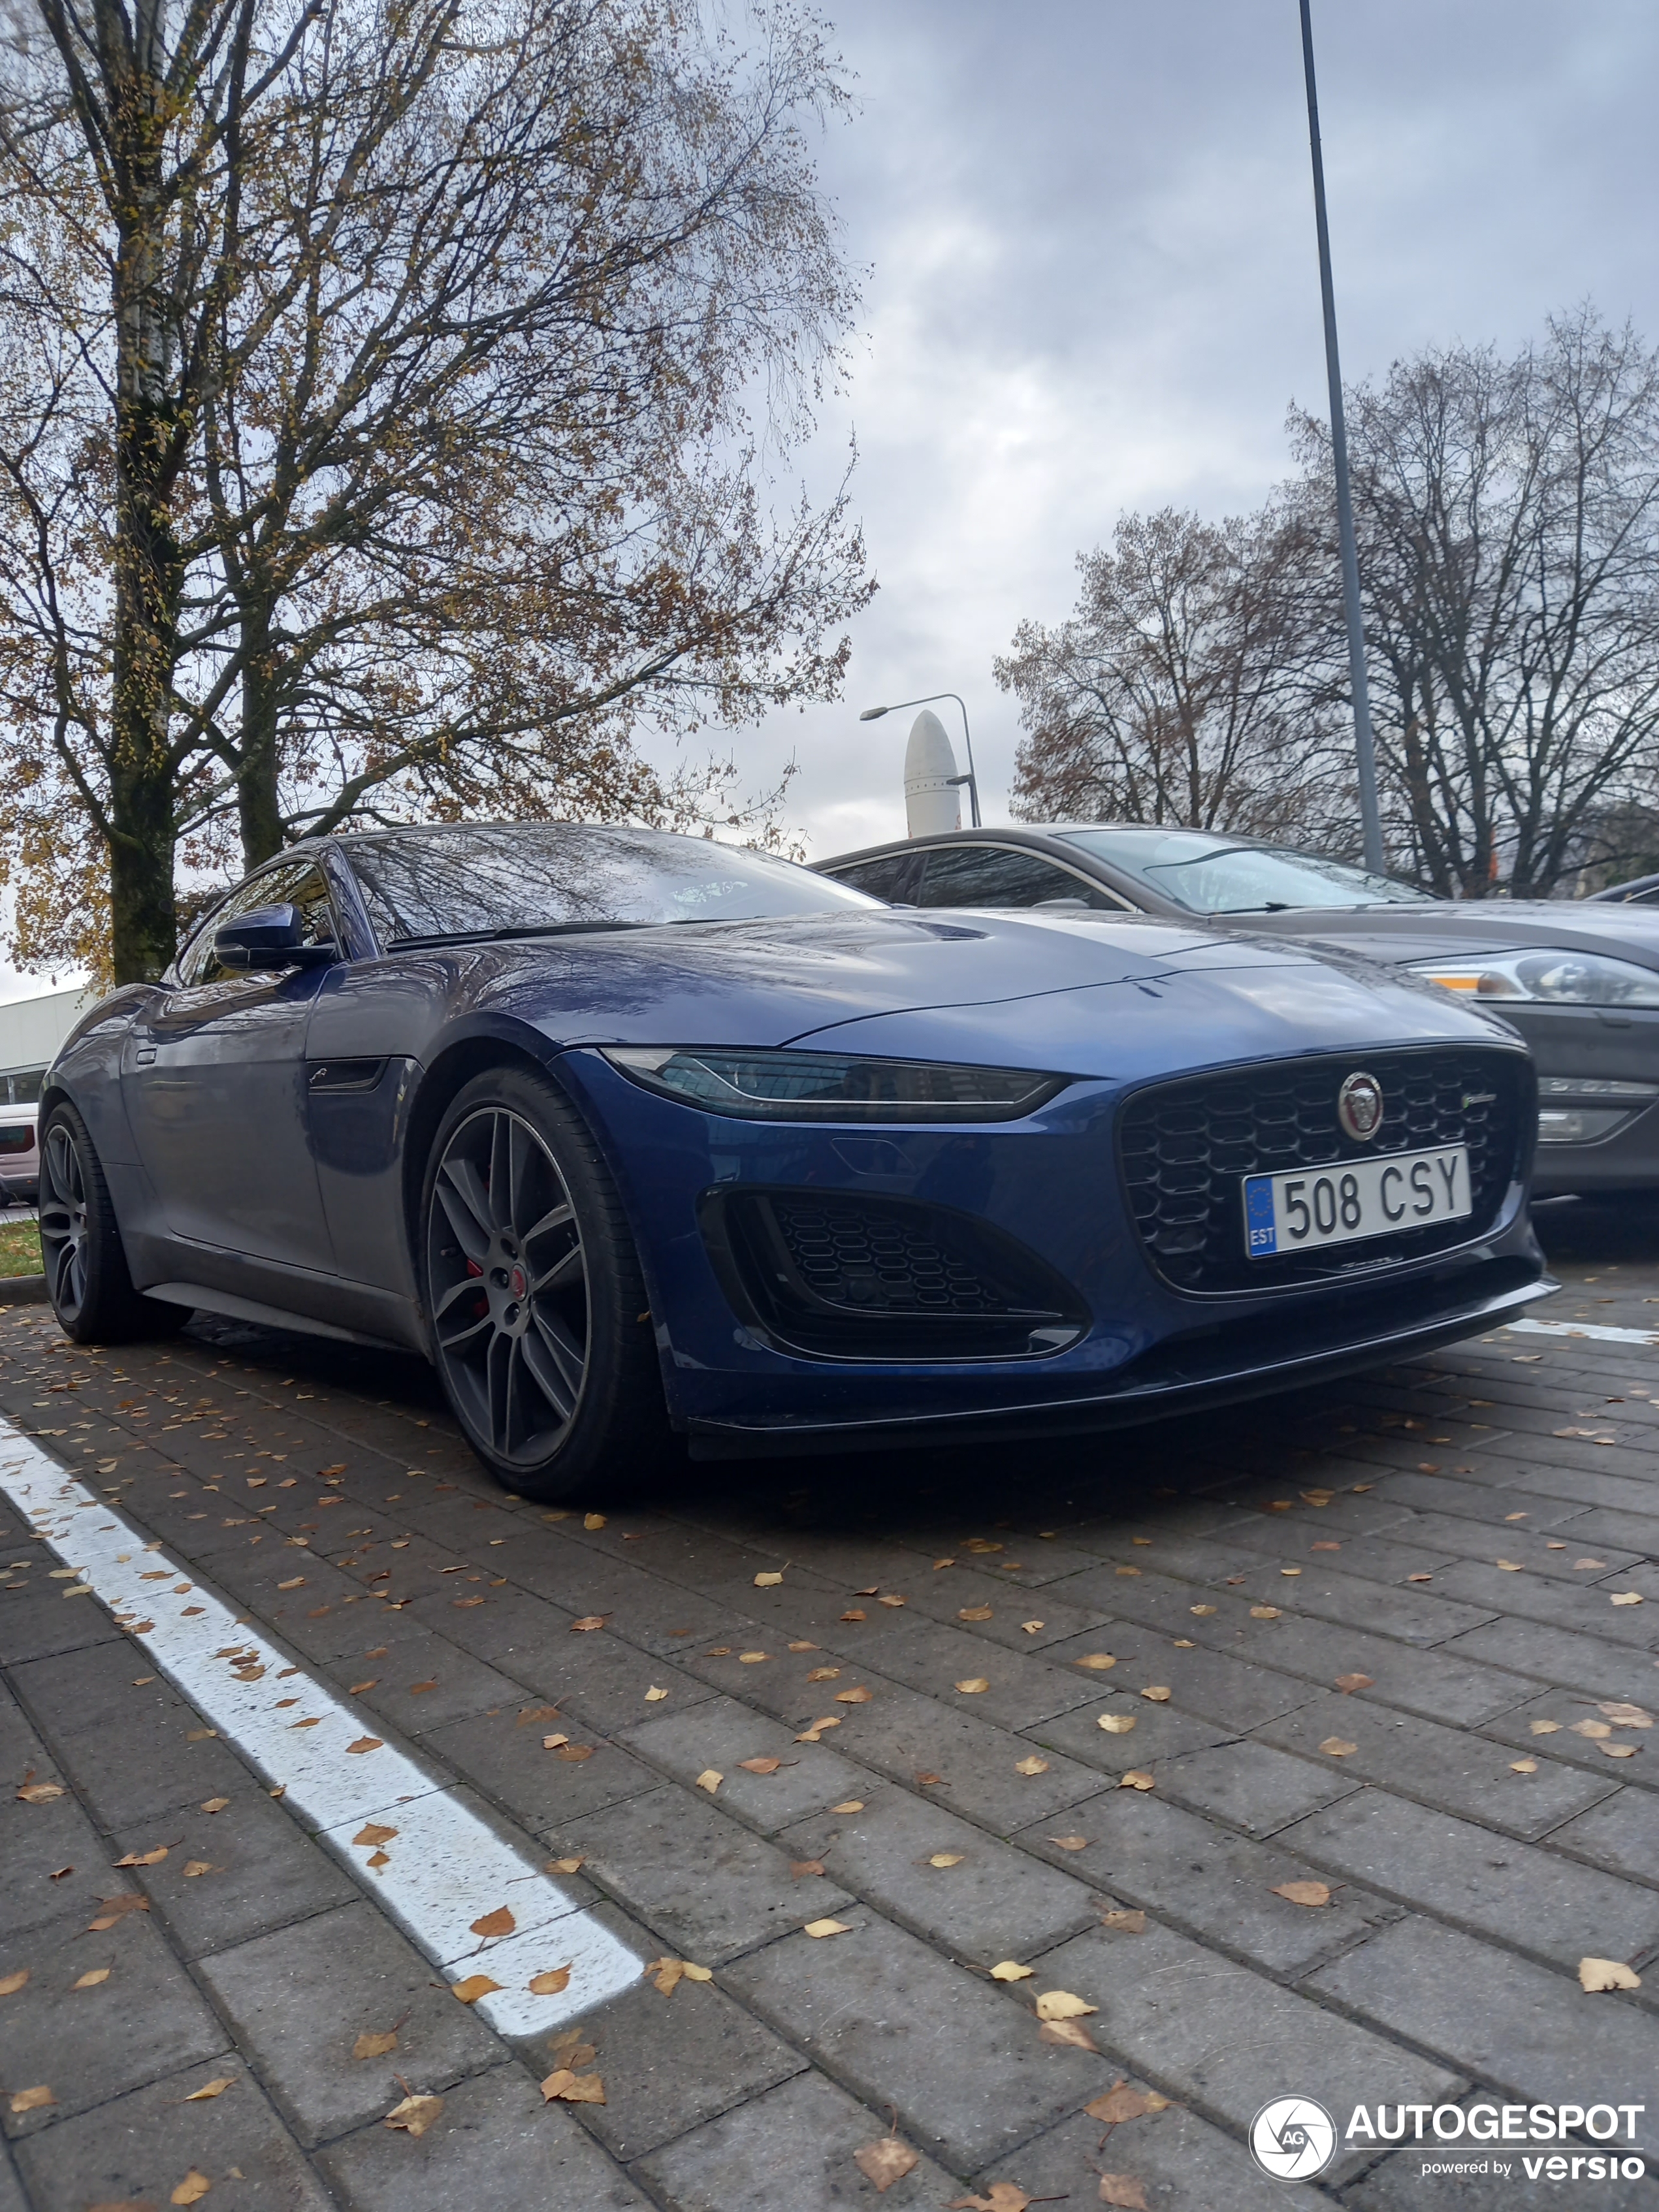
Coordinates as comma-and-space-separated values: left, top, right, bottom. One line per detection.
916, 845, 1125, 911
177, 864, 338, 987
824, 852, 927, 904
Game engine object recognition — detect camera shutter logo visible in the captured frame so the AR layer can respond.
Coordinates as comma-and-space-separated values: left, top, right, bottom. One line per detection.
1336, 1071, 1383, 1142
1249, 2096, 1338, 2181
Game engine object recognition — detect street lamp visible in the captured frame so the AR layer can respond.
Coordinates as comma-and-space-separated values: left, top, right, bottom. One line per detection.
858, 692, 981, 826
1298, 0, 1385, 875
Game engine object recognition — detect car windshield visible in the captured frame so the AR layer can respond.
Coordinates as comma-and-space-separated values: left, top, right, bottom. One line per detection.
1054, 827, 1434, 914
345, 824, 882, 944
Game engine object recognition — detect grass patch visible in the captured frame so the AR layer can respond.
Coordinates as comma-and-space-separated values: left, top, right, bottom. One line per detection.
0, 1218, 42, 1278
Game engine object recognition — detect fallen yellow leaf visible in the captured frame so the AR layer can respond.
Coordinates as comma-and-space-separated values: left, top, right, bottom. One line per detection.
991, 1961, 1034, 1980
645, 1686, 668, 1701
754, 1571, 783, 1586
171, 2170, 212, 2205
1035, 1988, 1097, 2020
647, 1957, 686, 1996
570, 1615, 607, 1632
835, 1686, 873, 1703
955, 1678, 990, 1695
854, 2134, 920, 2193
1140, 1686, 1170, 1703
1118, 1771, 1155, 1790
1086, 2080, 1165, 2124
541, 2068, 605, 2103
804, 1917, 852, 1938
528, 1966, 572, 1996
184, 2077, 236, 2101
958, 1605, 994, 1622
1097, 1714, 1136, 1735
1319, 1737, 1357, 1757
1609, 1592, 1643, 1606
1101, 1910, 1146, 1931
1529, 1720, 1562, 1735
927, 1853, 964, 1868
829, 1799, 865, 1813
806, 1667, 841, 1682
1099, 2174, 1151, 2209
1014, 1755, 1049, 1776
352, 2030, 398, 2059
1249, 1605, 1281, 1620
1074, 1653, 1116, 1671
72, 1967, 111, 1989
1510, 1759, 1539, 1774
546, 1855, 585, 1874
449, 1974, 502, 2004
384, 2092, 443, 2136
1578, 1957, 1641, 1992
8, 2086, 53, 2114
470, 1906, 515, 1939
1048, 1835, 1089, 1851
696, 1769, 722, 1793
583, 1513, 606, 1530
1270, 1881, 1331, 1908
0, 1970, 28, 1996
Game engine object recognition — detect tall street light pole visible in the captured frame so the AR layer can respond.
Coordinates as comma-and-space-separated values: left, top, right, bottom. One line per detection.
858, 692, 981, 825
1299, 0, 1385, 874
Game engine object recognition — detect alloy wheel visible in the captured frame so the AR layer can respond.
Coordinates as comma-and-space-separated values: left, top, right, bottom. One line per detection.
40, 1123, 89, 1320
427, 1106, 589, 1464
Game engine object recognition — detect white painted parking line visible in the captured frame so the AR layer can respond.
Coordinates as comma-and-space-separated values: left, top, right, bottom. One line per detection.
0, 1417, 641, 2036
1504, 1317, 1659, 1349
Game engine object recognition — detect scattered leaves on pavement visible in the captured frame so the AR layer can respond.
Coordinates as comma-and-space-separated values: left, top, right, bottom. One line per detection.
353, 2030, 400, 2059
1014, 1755, 1050, 1776
200, 1799, 230, 1814
0, 1970, 28, 1996
1249, 1605, 1281, 1620
991, 1961, 1034, 1980
804, 1917, 852, 1938
1040, 2017, 1098, 2052
9, 2087, 54, 2113
738, 1757, 785, 1774
170, 2170, 212, 2204
73, 1967, 111, 1989
1318, 1738, 1357, 1758
958, 1605, 993, 1622
470, 1907, 515, 1939
16, 1778, 65, 1804
795, 1718, 840, 1742
645, 1686, 668, 1701
696, 1769, 722, 1793
546, 1855, 585, 1874
830, 1800, 865, 1813
835, 1686, 872, 1703
647, 1957, 687, 1996
927, 1853, 965, 1868
754, 1571, 784, 1586
1048, 1835, 1089, 1851
346, 1737, 382, 1755
184, 2078, 236, 2101
1270, 1881, 1331, 1908
1118, 1771, 1155, 1791
1510, 1759, 1539, 1774
955, 1678, 990, 1695
1610, 1592, 1643, 1606
1100, 1910, 1146, 1932
583, 1513, 606, 1530
528, 1967, 572, 1996
1074, 1654, 1116, 1671
1097, 1714, 1136, 1735
806, 1667, 841, 1682
1530, 1720, 1562, 1735
1334, 1673, 1374, 1693
114, 1847, 168, 1867
570, 1616, 607, 1632
1085, 2080, 1167, 2124
791, 1859, 826, 1878
948, 2187, 1031, 2212
1139, 1687, 1170, 1703
354, 1823, 396, 1847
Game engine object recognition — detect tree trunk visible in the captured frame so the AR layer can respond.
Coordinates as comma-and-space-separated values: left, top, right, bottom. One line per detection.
236, 601, 286, 869
108, 379, 182, 983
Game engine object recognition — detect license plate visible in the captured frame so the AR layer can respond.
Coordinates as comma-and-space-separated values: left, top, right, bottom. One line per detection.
1242, 1145, 1471, 1258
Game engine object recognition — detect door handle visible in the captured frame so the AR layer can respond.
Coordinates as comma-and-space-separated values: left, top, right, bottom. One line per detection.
135, 1048, 156, 1065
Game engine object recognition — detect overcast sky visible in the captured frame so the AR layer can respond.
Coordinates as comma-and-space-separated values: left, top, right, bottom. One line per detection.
654, 0, 1659, 864
6, 0, 1659, 1002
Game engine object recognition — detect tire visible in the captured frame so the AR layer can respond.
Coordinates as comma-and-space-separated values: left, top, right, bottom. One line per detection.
39, 1102, 190, 1344
421, 1065, 671, 1501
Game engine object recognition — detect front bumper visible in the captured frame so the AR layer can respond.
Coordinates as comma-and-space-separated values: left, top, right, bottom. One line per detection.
557, 1046, 1548, 1460
1497, 1004, 1659, 1195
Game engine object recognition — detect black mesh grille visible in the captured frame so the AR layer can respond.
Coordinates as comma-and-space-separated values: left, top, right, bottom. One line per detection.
769, 1196, 1002, 1313
1118, 1048, 1530, 1294
703, 1190, 1089, 1360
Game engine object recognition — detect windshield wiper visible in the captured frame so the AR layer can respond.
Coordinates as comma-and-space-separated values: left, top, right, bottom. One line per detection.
390, 920, 650, 949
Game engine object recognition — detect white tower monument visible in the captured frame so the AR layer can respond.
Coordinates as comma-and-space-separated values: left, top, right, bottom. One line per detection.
903, 709, 961, 838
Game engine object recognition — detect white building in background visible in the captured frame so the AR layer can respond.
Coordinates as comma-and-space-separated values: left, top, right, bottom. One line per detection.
0, 986, 98, 1104
903, 709, 963, 837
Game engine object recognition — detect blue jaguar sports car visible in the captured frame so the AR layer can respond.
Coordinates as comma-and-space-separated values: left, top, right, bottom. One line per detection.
40, 822, 1550, 1498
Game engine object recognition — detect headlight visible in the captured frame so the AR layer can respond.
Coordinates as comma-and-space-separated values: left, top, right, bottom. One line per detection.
1408, 948, 1659, 1008
602, 1046, 1068, 1121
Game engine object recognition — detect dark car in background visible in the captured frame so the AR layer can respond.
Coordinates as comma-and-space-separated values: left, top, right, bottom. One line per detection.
817, 824, 1659, 1200
40, 822, 1546, 1498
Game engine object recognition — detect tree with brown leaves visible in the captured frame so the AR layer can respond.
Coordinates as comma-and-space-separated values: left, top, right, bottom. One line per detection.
0, 0, 869, 981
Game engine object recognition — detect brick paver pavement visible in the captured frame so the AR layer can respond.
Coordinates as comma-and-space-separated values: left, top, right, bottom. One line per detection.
0, 1201, 1654, 2210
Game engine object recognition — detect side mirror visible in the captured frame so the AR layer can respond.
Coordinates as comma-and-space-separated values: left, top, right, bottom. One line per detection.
214, 903, 334, 972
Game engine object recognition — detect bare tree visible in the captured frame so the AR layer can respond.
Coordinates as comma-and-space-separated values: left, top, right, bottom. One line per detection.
0, 0, 869, 981
997, 506, 1346, 838
1291, 310, 1659, 896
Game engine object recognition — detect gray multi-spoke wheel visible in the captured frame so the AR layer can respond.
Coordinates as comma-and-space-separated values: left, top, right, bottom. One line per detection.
39, 1102, 188, 1343
421, 1066, 668, 1499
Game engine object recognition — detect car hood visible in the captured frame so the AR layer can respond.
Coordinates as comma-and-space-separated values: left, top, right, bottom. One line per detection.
472, 906, 1524, 1081
1236, 899, 1659, 970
